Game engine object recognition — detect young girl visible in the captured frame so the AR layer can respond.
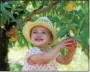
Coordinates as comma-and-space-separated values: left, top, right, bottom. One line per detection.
22, 17, 76, 71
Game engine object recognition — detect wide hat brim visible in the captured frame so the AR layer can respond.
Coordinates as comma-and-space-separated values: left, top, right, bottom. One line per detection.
23, 21, 57, 46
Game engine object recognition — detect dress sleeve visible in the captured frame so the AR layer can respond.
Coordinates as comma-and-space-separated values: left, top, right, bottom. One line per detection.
24, 47, 41, 64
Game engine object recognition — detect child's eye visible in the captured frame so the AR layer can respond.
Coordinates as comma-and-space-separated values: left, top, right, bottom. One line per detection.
42, 32, 46, 34
33, 32, 37, 34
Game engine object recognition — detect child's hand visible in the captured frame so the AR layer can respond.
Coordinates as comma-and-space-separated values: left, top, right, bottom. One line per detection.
65, 37, 77, 52
58, 37, 74, 49
56, 37, 77, 65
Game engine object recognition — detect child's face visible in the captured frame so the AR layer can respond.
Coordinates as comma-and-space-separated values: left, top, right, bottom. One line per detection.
30, 26, 52, 48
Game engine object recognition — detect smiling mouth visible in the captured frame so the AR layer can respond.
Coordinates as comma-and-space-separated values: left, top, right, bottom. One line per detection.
35, 39, 43, 41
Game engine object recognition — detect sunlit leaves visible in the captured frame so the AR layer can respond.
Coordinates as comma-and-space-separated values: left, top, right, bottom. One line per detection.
70, 23, 79, 34
17, 29, 29, 47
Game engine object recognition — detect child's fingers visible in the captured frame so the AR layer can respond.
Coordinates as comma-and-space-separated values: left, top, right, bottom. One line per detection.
61, 37, 72, 42
66, 38, 73, 42
63, 38, 73, 43
60, 36, 70, 42
65, 42, 73, 45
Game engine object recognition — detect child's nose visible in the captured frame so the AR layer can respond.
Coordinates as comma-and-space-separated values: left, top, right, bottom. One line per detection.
36, 33, 42, 37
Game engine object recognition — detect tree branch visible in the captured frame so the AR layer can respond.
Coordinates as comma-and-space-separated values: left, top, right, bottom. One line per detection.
24, 1, 59, 22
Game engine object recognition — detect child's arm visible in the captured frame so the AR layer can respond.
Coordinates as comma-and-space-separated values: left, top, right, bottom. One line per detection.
56, 48, 76, 65
27, 37, 72, 65
56, 38, 76, 65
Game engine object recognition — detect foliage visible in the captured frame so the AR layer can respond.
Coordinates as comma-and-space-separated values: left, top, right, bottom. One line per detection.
10, 63, 22, 71
0, 1, 89, 57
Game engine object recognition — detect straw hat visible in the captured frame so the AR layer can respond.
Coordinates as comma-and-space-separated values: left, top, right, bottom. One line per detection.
22, 17, 57, 46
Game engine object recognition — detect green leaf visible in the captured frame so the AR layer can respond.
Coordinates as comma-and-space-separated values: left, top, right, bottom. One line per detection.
7, 1, 18, 5
3, 3, 11, 9
58, 27, 69, 37
17, 30, 29, 47
79, 28, 88, 51
70, 23, 79, 34
31, 1, 37, 8
0, 3, 14, 21
71, 23, 79, 29
53, 16, 61, 27
0, 3, 6, 12
60, 48, 69, 56
0, 13, 9, 25
10, 63, 23, 71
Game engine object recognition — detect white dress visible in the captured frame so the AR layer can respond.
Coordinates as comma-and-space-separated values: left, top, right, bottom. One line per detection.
22, 47, 59, 71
